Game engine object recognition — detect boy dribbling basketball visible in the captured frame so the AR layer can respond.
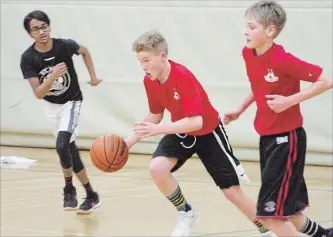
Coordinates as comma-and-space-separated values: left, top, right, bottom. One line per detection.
223, 1, 333, 236
20, 10, 102, 214
124, 30, 274, 237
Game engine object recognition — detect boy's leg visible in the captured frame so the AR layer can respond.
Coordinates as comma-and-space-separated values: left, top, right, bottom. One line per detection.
56, 130, 78, 210
70, 141, 101, 214
151, 134, 199, 237
256, 128, 301, 236
44, 101, 77, 211
289, 212, 333, 237
195, 122, 272, 236
256, 127, 330, 237
287, 151, 332, 236
58, 100, 100, 214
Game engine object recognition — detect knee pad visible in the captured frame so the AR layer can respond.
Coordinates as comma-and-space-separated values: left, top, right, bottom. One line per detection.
70, 142, 85, 173
56, 131, 73, 169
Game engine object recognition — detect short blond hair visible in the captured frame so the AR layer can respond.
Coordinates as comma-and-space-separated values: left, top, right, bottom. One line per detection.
245, 0, 287, 38
132, 30, 168, 54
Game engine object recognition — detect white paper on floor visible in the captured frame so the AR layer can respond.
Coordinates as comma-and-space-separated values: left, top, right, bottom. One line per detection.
0, 156, 37, 169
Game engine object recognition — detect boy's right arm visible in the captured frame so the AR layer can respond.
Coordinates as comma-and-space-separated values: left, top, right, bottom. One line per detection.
223, 91, 254, 125
20, 54, 68, 99
237, 91, 255, 114
27, 64, 67, 99
125, 112, 164, 149
30, 63, 68, 99
223, 47, 255, 125
125, 77, 164, 148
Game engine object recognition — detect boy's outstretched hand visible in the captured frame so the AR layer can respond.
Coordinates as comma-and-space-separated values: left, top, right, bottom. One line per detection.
87, 77, 103, 86
134, 122, 161, 138
223, 109, 242, 125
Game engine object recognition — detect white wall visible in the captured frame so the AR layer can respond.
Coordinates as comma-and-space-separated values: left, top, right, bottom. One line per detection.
1, 1, 332, 165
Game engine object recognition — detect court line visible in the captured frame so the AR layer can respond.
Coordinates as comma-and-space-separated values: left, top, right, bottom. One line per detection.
0, 185, 158, 204
0, 225, 90, 237
0, 167, 138, 181
2, 220, 332, 237
2, 168, 332, 192
1, 187, 213, 211
0, 176, 144, 191
193, 220, 333, 236
1, 176, 64, 184
0, 182, 209, 204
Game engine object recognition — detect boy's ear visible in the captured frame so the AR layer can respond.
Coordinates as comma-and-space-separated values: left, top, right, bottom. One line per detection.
161, 51, 167, 62
266, 25, 277, 37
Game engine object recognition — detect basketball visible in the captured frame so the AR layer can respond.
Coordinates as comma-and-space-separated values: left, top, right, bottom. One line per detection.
89, 134, 129, 172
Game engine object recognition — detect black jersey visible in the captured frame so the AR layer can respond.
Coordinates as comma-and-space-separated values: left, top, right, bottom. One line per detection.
20, 38, 83, 104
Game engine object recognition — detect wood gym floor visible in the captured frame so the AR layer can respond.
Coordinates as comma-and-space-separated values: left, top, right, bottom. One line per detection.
1, 146, 332, 236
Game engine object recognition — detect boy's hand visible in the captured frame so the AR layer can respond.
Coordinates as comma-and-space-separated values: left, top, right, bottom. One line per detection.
266, 94, 293, 113
87, 77, 102, 86
50, 62, 67, 79
223, 109, 242, 125
133, 122, 161, 138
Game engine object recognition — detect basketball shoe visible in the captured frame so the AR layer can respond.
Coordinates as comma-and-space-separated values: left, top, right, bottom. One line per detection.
63, 185, 78, 211
171, 208, 200, 237
77, 192, 101, 214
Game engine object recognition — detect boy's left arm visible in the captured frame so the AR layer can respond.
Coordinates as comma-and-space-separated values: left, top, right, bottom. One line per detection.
266, 73, 333, 113
288, 72, 333, 105
135, 116, 203, 138
266, 53, 333, 113
77, 45, 102, 86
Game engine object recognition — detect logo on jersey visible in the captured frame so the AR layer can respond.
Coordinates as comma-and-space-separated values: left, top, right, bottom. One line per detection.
44, 56, 55, 61
38, 66, 71, 96
264, 69, 279, 83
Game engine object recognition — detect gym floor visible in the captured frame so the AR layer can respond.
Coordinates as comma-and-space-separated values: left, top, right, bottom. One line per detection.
1, 146, 332, 236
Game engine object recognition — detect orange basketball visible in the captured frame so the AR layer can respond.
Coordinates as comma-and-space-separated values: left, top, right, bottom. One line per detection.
89, 134, 129, 173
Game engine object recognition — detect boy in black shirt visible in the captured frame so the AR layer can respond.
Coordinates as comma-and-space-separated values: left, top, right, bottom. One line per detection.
20, 10, 102, 214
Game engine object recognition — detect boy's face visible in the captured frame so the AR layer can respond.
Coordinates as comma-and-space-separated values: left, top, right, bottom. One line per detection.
244, 18, 275, 49
28, 19, 51, 44
136, 50, 167, 80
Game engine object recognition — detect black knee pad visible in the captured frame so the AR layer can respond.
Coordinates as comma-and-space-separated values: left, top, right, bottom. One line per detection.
70, 142, 85, 173
56, 131, 73, 169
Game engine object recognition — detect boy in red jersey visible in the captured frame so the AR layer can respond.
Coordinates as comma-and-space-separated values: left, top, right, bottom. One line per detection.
124, 30, 273, 237
223, 1, 333, 237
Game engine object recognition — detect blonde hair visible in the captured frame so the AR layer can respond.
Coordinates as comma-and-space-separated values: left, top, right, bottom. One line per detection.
245, 1, 287, 38
132, 30, 168, 54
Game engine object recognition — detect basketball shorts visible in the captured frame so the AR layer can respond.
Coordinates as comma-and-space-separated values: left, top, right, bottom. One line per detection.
43, 100, 82, 143
256, 127, 309, 219
152, 121, 249, 189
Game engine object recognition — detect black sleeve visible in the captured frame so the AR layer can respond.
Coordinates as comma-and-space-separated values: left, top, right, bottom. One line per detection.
20, 53, 38, 79
63, 39, 80, 56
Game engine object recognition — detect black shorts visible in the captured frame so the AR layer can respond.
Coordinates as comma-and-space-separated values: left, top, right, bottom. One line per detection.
256, 127, 309, 218
152, 122, 249, 189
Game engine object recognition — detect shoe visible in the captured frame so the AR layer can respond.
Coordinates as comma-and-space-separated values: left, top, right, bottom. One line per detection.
258, 230, 277, 237
76, 192, 101, 215
63, 186, 78, 211
171, 208, 200, 237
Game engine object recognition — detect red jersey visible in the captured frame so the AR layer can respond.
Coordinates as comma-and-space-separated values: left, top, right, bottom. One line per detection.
144, 60, 220, 136
242, 43, 323, 136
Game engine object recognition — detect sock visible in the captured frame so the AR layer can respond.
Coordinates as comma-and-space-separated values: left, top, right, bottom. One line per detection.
300, 217, 328, 237
83, 182, 95, 196
65, 176, 73, 187
253, 219, 269, 233
166, 185, 191, 212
